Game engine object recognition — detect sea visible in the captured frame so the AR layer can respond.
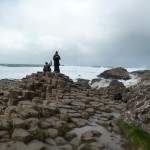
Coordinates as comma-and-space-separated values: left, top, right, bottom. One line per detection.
0, 64, 147, 88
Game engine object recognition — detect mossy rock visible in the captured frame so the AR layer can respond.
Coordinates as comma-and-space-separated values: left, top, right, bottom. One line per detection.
116, 119, 150, 150
34, 130, 46, 142
58, 122, 69, 137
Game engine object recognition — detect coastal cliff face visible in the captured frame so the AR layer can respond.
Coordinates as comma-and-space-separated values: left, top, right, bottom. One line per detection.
122, 73, 150, 134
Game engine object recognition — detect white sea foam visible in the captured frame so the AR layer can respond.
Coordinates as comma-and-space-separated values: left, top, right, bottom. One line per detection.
120, 74, 140, 88
91, 80, 110, 89
0, 65, 146, 87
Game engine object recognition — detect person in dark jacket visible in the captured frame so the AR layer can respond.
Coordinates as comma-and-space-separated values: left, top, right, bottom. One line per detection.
53, 51, 61, 72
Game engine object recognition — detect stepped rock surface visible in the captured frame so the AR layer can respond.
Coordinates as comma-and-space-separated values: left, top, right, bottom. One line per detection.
0, 71, 149, 150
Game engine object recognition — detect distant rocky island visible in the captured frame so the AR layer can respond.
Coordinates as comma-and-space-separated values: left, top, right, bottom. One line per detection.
0, 63, 43, 67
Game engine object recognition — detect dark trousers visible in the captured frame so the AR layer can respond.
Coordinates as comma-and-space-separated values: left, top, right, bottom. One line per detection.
54, 65, 60, 72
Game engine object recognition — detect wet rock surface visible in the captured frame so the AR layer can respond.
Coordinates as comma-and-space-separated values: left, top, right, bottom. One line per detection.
0, 71, 145, 150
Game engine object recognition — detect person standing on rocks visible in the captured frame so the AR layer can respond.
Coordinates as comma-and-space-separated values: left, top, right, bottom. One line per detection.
53, 51, 61, 73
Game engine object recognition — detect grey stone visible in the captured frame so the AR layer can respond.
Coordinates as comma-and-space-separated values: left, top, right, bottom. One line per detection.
98, 67, 130, 80
60, 144, 72, 150
12, 118, 25, 128
70, 137, 80, 148
86, 108, 94, 115
46, 144, 72, 150
41, 122, 51, 129
28, 140, 45, 150
65, 132, 77, 140
68, 113, 82, 118
0, 130, 10, 142
81, 131, 94, 141
47, 128, 58, 139
90, 142, 105, 149
0, 141, 28, 150
12, 128, 31, 142
113, 125, 121, 133
77, 144, 89, 150
0, 118, 11, 130
45, 138, 57, 146
55, 136, 67, 145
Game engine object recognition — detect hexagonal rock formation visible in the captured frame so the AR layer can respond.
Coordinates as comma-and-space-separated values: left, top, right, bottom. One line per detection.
0, 72, 102, 149
0, 71, 141, 149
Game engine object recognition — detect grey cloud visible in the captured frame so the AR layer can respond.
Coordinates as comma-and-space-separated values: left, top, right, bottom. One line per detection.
0, 0, 150, 68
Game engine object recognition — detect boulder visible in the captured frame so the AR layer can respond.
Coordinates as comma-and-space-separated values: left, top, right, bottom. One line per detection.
76, 79, 91, 89
47, 128, 58, 139
12, 118, 25, 128
77, 144, 89, 150
86, 108, 95, 115
70, 137, 80, 148
81, 130, 101, 142
98, 67, 130, 80
12, 128, 31, 142
46, 144, 72, 150
41, 122, 52, 129
45, 138, 57, 146
107, 80, 126, 100
0, 130, 10, 142
28, 140, 45, 150
1, 141, 28, 150
91, 78, 101, 85
55, 136, 67, 145
0, 118, 11, 130
90, 142, 105, 149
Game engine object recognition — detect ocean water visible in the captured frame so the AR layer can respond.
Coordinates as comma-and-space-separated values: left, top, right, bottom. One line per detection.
0, 64, 146, 87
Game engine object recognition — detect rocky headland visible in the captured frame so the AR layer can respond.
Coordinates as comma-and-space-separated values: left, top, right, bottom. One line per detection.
0, 69, 149, 150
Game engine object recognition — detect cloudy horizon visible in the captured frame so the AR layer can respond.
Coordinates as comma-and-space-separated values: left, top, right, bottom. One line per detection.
0, 0, 150, 68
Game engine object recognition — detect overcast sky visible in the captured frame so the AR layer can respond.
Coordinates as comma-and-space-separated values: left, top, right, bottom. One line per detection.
0, 0, 150, 68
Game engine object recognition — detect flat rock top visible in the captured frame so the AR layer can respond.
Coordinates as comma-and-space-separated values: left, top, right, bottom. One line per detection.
0, 79, 21, 92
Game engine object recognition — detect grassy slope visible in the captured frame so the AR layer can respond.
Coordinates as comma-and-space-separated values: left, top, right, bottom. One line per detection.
116, 119, 150, 150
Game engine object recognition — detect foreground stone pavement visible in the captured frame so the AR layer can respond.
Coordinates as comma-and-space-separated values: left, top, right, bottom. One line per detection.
0, 72, 136, 150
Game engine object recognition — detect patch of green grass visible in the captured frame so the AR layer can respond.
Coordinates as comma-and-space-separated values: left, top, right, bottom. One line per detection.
34, 130, 46, 142
116, 119, 150, 150
8, 122, 14, 135
58, 122, 69, 137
